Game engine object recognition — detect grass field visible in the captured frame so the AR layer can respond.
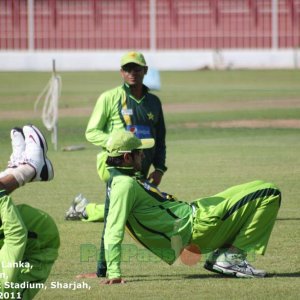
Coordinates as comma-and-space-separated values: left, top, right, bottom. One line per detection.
0, 70, 299, 299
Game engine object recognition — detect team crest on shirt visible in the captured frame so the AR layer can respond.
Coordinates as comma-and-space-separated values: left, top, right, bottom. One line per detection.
147, 112, 154, 120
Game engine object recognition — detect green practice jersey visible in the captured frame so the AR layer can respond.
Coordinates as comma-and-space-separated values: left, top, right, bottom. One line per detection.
86, 84, 167, 176
104, 168, 193, 279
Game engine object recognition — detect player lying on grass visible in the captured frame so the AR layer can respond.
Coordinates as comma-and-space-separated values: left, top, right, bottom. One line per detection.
0, 125, 59, 299
76, 130, 281, 283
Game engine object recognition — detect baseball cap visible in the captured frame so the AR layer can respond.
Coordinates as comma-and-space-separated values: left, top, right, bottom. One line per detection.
106, 131, 154, 157
121, 51, 147, 67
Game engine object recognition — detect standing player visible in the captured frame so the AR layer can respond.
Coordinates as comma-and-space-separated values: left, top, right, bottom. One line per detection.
85, 51, 167, 277
0, 125, 59, 299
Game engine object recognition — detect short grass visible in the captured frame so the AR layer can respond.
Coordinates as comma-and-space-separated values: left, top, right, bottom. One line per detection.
0, 70, 299, 299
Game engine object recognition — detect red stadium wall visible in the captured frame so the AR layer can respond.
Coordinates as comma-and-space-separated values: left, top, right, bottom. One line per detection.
0, 0, 299, 50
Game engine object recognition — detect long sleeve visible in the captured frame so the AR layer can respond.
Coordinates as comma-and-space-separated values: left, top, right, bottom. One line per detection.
85, 93, 110, 148
104, 179, 136, 279
153, 103, 167, 173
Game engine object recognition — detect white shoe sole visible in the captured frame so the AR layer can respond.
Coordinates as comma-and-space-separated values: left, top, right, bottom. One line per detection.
41, 158, 54, 181
24, 125, 53, 181
204, 261, 266, 278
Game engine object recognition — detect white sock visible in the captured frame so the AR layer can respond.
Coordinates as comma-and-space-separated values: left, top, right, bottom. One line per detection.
10, 165, 35, 186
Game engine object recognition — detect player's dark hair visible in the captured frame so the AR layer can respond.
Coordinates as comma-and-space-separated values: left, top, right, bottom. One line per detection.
106, 155, 125, 167
106, 150, 141, 167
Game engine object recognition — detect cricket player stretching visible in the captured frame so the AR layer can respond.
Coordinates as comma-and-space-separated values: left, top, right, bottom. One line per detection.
85, 51, 167, 277
0, 125, 59, 299
78, 131, 281, 283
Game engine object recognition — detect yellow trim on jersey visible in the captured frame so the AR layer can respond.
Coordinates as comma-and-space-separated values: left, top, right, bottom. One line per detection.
137, 180, 165, 198
129, 94, 145, 103
121, 92, 132, 126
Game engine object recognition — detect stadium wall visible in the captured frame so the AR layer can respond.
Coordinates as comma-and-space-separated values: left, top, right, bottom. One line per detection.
0, 49, 299, 71
0, 49, 300, 71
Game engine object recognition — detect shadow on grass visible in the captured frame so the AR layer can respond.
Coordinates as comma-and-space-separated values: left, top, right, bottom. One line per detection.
125, 271, 300, 282
267, 272, 300, 278
276, 218, 300, 221
186, 272, 300, 279
125, 273, 228, 282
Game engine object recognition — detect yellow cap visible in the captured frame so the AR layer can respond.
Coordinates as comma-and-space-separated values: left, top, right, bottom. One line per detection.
121, 51, 147, 67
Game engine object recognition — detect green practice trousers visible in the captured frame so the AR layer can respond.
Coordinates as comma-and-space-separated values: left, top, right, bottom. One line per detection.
84, 203, 105, 222
0, 193, 59, 300
0, 193, 27, 297
191, 180, 281, 255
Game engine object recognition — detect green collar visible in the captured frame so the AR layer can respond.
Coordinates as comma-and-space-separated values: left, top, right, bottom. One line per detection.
108, 166, 144, 180
108, 166, 136, 177
123, 83, 148, 103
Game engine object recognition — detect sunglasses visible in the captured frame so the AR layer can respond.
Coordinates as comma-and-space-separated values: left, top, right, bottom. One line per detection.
122, 66, 144, 73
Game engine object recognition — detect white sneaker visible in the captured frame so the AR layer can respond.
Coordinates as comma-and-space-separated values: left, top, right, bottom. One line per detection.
65, 205, 81, 220
74, 194, 89, 214
204, 249, 267, 278
8, 127, 25, 168
23, 125, 54, 181
65, 194, 89, 220
204, 249, 266, 278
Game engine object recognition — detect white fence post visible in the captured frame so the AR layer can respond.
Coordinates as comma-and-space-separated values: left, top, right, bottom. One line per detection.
272, 0, 278, 50
149, 0, 156, 51
27, 0, 34, 51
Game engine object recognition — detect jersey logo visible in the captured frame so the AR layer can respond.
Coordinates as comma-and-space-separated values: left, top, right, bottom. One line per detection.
147, 112, 154, 120
121, 109, 133, 115
126, 125, 151, 139
29, 134, 37, 144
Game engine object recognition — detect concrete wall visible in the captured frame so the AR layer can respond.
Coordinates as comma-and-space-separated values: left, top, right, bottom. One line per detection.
0, 49, 299, 71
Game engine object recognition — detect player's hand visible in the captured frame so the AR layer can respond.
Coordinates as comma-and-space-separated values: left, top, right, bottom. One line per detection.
101, 278, 126, 285
147, 170, 163, 186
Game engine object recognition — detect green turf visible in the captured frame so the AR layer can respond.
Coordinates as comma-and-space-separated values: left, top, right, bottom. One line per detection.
0, 70, 299, 299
